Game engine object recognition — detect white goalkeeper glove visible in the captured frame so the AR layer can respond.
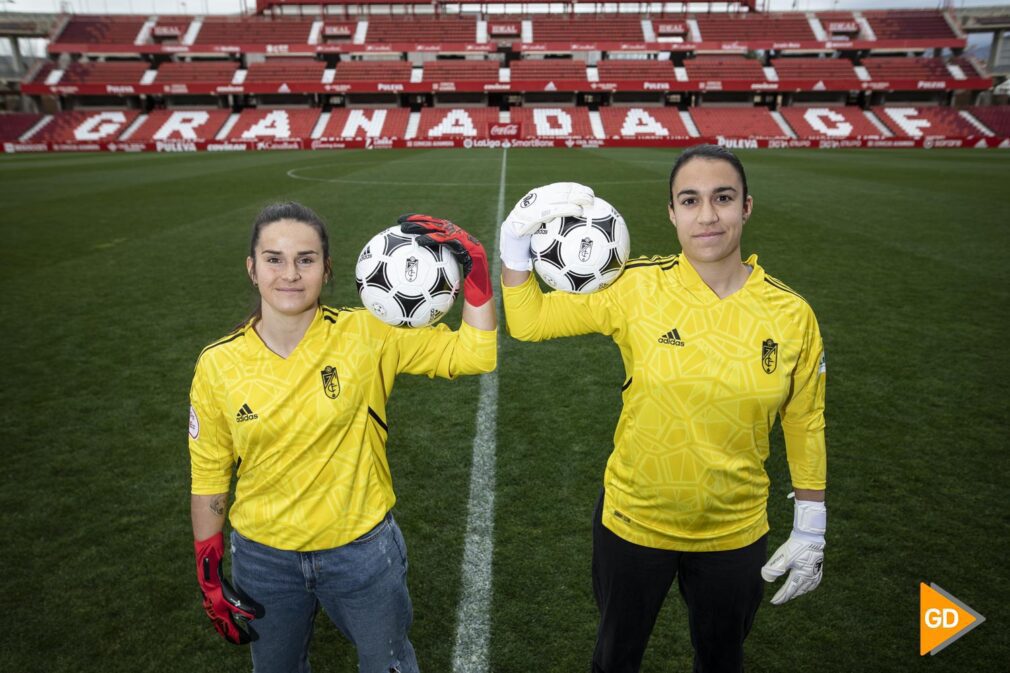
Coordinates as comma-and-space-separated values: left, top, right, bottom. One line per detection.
500, 182, 594, 271
761, 498, 826, 606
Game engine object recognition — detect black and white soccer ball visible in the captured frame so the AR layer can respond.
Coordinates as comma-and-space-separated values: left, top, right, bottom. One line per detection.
530, 196, 631, 294
355, 226, 461, 328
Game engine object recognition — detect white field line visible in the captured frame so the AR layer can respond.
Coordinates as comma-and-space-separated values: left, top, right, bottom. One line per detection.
451, 148, 506, 673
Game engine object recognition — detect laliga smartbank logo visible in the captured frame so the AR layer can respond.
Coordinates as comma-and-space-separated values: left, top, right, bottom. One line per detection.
919, 582, 984, 656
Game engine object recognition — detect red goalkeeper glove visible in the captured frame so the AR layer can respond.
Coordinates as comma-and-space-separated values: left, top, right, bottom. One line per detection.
194, 533, 262, 645
398, 213, 493, 307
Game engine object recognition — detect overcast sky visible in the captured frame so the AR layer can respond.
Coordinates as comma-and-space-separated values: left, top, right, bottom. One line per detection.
1, 0, 1008, 16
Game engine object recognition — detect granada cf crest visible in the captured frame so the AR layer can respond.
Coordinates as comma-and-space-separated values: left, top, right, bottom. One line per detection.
578, 237, 594, 262
762, 339, 778, 374
404, 256, 419, 282
321, 365, 340, 399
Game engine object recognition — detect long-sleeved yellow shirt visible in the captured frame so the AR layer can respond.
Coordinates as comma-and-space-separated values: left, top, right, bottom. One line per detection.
189, 305, 496, 551
504, 253, 825, 551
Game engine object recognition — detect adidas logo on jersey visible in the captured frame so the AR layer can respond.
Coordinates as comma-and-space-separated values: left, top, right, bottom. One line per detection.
658, 328, 685, 347
236, 403, 259, 422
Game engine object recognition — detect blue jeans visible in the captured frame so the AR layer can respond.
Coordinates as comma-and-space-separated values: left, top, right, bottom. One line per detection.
230, 514, 420, 673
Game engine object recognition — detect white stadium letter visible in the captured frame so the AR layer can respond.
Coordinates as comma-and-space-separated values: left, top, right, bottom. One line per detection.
341, 109, 388, 138
803, 108, 853, 137
883, 108, 932, 138
74, 112, 128, 141
620, 108, 669, 137
533, 108, 572, 137
154, 111, 211, 140
242, 110, 292, 139
428, 109, 477, 137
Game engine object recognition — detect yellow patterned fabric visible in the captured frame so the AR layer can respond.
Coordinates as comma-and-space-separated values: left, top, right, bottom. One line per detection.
503, 254, 826, 551
188, 306, 496, 551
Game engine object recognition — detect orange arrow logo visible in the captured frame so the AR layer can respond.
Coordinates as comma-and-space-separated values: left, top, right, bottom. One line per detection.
920, 582, 985, 655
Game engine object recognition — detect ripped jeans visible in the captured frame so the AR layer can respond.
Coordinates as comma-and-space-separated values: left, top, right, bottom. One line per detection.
231, 513, 420, 673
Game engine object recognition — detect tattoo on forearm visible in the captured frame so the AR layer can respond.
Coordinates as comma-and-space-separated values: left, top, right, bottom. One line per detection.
209, 496, 225, 517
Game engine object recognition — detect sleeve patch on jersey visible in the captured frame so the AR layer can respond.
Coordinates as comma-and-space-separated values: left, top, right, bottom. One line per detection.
818, 351, 826, 375
189, 405, 200, 439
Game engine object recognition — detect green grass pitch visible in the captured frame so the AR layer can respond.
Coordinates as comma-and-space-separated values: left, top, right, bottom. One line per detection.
1, 147, 1007, 672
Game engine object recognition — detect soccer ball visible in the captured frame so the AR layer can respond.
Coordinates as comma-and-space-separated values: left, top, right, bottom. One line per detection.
355, 226, 461, 328
530, 196, 631, 293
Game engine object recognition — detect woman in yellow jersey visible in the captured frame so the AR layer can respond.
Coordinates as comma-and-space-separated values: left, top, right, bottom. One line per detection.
188, 202, 496, 673
499, 146, 827, 673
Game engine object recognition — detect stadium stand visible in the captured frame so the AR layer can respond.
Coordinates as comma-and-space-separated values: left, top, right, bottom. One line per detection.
245, 58, 326, 83
968, 107, 1010, 136
599, 107, 691, 139
511, 106, 594, 138
127, 109, 232, 142
596, 60, 676, 80
860, 57, 953, 80
28, 110, 141, 142
779, 107, 885, 139
873, 106, 982, 137
224, 108, 321, 140
154, 61, 239, 84
318, 108, 411, 139
51, 15, 146, 45
0, 113, 43, 142
194, 17, 314, 45
771, 57, 858, 81
694, 13, 815, 42
415, 107, 499, 138
684, 55, 765, 81
529, 15, 645, 42
862, 9, 959, 40
424, 60, 499, 83
59, 60, 150, 85
510, 59, 587, 81
690, 107, 789, 139
817, 12, 863, 39
333, 60, 412, 82
365, 17, 476, 43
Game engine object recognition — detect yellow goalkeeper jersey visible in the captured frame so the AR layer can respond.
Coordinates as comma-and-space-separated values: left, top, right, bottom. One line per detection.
188, 306, 496, 551
503, 254, 826, 552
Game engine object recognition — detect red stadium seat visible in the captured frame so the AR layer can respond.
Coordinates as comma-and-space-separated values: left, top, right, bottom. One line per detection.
530, 15, 645, 42
366, 17, 476, 43
245, 58, 326, 84
318, 108, 411, 139
60, 60, 150, 85
128, 109, 232, 142
873, 106, 980, 137
510, 59, 587, 81
598, 107, 690, 139
862, 10, 957, 40
225, 108, 321, 140
28, 110, 140, 143
690, 107, 788, 139
967, 107, 1010, 136
333, 60, 412, 82
771, 57, 857, 81
415, 108, 500, 138
195, 18, 313, 45
424, 60, 499, 83
53, 16, 146, 45
156, 61, 239, 84
684, 55, 765, 81
694, 13, 815, 42
596, 60, 676, 80
511, 107, 594, 138
779, 107, 884, 139
0, 113, 43, 142
860, 57, 951, 80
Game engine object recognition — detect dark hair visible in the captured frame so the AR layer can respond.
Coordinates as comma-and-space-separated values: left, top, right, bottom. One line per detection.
668, 144, 749, 204
241, 201, 332, 327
